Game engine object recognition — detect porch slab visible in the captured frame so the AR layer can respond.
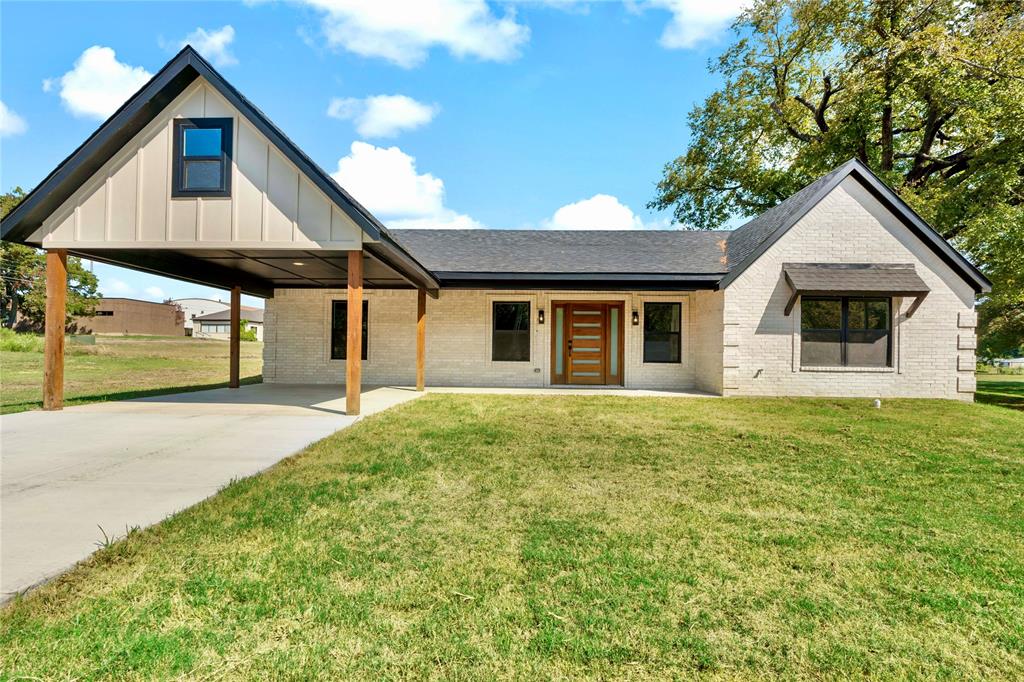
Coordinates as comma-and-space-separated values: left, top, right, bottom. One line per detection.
424, 386, 718, 398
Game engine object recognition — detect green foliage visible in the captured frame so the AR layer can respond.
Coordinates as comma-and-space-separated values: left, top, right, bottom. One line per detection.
1, 187, 101, 328
239, 319, 258, 342
0, 327, 45, 353
650, 0, 1024, 352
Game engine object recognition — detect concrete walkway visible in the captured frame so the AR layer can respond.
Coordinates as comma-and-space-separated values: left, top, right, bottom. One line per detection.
0, 384, 421, 602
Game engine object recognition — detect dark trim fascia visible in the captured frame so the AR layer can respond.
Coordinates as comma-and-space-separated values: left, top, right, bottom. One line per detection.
364, 241, 440, 296
71, 249, 275, 298
718, 159, 991, 294
434, 272, 723, 290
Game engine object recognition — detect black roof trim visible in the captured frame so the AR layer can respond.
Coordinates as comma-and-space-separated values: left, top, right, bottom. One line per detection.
0, 45, 438, 292
719, 158, 991, 293
434, 271, 721, 290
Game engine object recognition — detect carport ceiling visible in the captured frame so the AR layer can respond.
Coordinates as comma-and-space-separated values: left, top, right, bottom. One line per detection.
71, 246, 417, 299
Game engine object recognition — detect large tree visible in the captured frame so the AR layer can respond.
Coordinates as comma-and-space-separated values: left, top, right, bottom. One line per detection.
650, 0, 1023, 358
1, 188, 100, 329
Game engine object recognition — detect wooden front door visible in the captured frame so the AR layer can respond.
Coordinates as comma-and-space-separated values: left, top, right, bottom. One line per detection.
551, 302, 624, 386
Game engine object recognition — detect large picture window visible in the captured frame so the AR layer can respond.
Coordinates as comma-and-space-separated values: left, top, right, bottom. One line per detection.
331, 300, 368, 360
801, 297, 891, 367
643, 302, 681, 363
492, 301, 530, 361
172, 118, 232, 197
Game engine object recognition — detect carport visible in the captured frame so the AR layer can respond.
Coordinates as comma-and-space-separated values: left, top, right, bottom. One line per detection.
0, 46, 439, 416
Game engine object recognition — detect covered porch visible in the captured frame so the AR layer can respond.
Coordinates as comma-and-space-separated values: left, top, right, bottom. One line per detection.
37, 245, 437, 416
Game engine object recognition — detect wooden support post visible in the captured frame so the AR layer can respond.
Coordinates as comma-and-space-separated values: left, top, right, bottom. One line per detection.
229, 285, 241, 388
43, 250, 68, 410
416, 288, 426, 391
346, 250, 363, 415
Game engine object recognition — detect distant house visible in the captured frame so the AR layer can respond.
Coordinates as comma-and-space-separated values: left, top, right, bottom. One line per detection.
74, 297, 185, 336
171, 297, 230, 335
193, 306, 264, 341
994, 357, 1024, 369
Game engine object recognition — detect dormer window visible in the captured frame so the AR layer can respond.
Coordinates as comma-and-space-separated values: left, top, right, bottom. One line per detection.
172, 118, 232, 198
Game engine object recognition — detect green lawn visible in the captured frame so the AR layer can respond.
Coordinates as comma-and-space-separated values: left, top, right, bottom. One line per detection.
2, 395, 1022, 679
0, 335, 262, 414
977, 373, 1024, 411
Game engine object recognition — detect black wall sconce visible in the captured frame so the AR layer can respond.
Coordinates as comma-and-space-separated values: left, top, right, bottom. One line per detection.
631, 309, 640, 326
538, 308, 545, 324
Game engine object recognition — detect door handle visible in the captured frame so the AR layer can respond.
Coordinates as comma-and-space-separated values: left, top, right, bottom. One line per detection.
567, 339, 573, 355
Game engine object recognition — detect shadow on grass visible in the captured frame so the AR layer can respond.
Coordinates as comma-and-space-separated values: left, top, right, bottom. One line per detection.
1, 376, 263, 415
976, 380, 1024, 412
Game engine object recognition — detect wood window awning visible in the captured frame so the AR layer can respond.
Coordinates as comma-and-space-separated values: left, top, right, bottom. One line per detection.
783, 263, 930, 317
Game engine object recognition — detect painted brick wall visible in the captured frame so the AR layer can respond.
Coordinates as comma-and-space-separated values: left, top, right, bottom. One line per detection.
264, 289, 709, 390
691, 289, 724, 394
722, 177, 977, 400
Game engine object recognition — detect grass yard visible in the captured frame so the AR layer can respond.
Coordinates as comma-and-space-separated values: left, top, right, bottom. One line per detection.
1, 395, 1022, 679
976, 373, 1024, 412
0, 335, 262, 414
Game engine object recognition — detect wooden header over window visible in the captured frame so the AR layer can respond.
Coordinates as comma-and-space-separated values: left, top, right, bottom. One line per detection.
783, 263, 930, 318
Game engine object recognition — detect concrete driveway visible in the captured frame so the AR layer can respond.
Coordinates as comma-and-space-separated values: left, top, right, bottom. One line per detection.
0, 384, 421, 602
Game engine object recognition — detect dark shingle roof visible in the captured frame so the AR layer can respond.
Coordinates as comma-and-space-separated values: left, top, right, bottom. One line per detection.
725, 163, 849, 270
389, 229, 731, 275
783, 263, 930, 294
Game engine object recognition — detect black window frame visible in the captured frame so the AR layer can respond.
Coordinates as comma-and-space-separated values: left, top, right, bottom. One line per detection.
801, 296, 892, 368
172, 118, 233, 198
643, 302, 682, 364
331, 300, 368, 361
491, 301, 531, 362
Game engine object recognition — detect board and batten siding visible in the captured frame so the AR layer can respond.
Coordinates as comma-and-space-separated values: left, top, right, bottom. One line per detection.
29, 79, 363, 250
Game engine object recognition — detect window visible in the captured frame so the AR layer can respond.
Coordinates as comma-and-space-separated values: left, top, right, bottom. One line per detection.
643, 302, 681, 363
172, 118, 232, 197
492, 302, 530, 361
95, 310, 114, 317
331, 300, 368, 360
801, 297, 891, 367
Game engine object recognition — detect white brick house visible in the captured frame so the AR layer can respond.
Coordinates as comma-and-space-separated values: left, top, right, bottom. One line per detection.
1, 47, 990, 413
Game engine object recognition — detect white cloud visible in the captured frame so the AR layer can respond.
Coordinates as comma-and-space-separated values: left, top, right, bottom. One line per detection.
331, 141, 481, 229
544, 194, 646, 230
101, 279, 135, 297
300, 0, 530, 68
144, 286, 167, 300
645, 0, 747, 49
327, 94, 439, 138
45, 46, 152, 120
0, 101, 27, 137
179, 25, 238, 67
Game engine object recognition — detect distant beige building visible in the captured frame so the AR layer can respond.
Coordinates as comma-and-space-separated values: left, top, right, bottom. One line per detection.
74, 298, 185, 336
171, 297, 230, 334
193, 306, 263, 341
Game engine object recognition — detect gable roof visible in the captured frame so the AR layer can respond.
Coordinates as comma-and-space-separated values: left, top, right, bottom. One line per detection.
391, 229, 729, 287
721, 158, 991, 293
0, 45, 438, 292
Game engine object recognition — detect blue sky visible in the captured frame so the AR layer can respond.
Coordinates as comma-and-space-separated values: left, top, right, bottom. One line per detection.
0, 0, 744, 307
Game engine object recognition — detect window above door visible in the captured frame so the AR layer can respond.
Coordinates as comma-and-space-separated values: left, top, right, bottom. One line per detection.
172, 118, 233, 198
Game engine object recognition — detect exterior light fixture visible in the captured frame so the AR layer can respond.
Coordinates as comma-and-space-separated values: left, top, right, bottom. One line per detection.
538, 308, 545, 324
291, 261, 305, 266
632, 309, 640, 326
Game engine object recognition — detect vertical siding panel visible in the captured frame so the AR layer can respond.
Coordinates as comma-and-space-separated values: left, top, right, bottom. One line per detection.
139, 125, 169, 241
109, 155, 138, 242
235, 121, 267, 242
